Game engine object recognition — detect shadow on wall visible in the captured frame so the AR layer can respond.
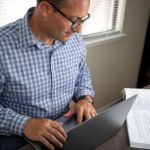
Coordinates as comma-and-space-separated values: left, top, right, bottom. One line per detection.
137, 16, 150, 88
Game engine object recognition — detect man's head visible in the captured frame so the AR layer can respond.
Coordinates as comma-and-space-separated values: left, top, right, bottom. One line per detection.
32, 0, 90, 43
37, 0, 64, 8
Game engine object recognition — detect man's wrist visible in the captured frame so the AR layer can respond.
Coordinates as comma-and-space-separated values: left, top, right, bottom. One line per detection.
78, 95, 94, 105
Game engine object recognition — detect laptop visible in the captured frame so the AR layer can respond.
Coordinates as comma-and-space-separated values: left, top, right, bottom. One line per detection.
23, 95, 137, 150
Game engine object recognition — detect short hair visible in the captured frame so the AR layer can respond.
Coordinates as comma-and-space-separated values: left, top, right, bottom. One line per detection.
37, 0, 65, 8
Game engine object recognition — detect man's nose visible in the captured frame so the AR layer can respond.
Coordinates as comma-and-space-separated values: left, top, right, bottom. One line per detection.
73, 24, 82, 33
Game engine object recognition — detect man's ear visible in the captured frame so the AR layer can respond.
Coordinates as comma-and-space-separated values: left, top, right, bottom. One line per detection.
38, 1, 53, 18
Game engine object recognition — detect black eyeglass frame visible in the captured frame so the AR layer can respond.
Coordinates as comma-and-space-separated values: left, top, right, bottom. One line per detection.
46, 1, 90, 31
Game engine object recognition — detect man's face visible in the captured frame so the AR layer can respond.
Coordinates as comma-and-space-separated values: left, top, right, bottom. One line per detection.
44, 0, 90, 42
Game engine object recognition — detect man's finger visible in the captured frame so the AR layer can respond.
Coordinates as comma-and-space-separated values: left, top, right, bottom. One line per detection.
77, 108, 84, 123
51, 122, 67, 139
40, 136, 55, 150
48, 126, 67, 144
90, 111, 97, 118
63, 109, 75, 118
85, 110, 92, 120
43, 131, 63, 149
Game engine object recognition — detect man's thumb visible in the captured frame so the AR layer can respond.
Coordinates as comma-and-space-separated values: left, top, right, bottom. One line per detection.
63, 109, 74, 118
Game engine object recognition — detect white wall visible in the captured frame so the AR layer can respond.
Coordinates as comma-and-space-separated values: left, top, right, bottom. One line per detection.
86, 0, 150, 109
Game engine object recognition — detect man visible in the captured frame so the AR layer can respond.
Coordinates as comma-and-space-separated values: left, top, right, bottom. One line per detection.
0, 0, 96, 149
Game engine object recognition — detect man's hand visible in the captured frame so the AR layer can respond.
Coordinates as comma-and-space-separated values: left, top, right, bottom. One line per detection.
64, 100, 97, 123
23, 118, 67, 150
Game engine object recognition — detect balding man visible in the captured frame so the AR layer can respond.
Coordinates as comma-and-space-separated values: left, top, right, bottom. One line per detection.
0, 0, 96, 149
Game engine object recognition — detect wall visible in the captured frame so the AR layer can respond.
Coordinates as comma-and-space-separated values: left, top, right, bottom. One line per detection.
86, 0, 150, 109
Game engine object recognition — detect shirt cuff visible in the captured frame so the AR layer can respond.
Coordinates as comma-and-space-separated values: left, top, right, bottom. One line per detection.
73, 90, 95, 103
5, 110, 31, 136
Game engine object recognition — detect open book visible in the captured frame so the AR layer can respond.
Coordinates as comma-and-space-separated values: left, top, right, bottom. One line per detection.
123, 88, 150, 149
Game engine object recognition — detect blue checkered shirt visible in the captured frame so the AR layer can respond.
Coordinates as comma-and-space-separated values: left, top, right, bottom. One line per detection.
0, 8, 94, 136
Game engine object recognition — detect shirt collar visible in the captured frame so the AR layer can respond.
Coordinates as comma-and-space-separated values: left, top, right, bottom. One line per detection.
19, 7, 66, 50
19, 7, 39, 49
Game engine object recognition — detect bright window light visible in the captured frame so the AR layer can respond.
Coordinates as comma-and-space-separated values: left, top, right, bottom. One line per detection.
0, 0, 125, 38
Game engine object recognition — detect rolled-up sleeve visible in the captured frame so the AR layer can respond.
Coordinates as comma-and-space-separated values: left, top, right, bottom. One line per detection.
73, 35, 95, 101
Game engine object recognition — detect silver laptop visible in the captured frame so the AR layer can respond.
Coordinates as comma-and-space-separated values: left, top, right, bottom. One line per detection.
24, 95, 137, 150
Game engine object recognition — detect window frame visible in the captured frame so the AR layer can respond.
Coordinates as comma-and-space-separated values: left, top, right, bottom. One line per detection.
83, 0, 127, 46
0, 0, 127, 46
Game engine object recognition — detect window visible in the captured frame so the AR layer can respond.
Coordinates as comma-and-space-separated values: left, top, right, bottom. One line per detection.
0, 0, 36, 27
0, 0, 126, 38
82, 0, 120, 36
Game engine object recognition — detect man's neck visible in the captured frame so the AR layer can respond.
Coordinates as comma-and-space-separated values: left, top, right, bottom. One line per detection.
28, 11, 55, 45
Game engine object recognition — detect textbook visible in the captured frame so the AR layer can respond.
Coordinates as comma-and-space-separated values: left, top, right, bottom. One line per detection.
123, 88, 150, 149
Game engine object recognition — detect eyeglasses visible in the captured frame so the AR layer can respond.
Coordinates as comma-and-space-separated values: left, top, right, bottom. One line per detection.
46, 1, 90, 32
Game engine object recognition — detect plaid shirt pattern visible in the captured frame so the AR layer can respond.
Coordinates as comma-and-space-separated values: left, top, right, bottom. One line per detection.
0, 8, 94, 136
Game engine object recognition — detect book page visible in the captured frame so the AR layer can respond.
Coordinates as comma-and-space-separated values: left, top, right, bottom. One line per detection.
123, 88, 150, 149
123, 88, 150, 110
127, 110, 150, 149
